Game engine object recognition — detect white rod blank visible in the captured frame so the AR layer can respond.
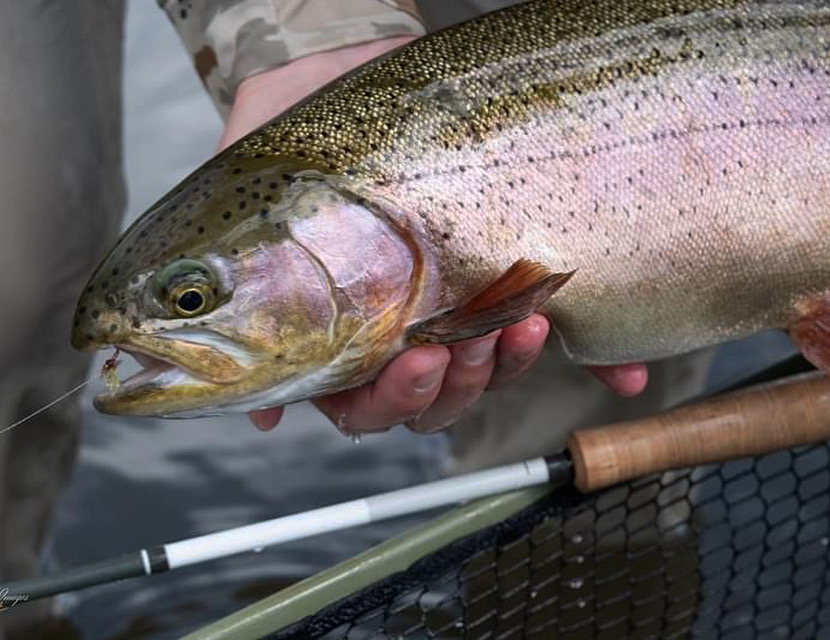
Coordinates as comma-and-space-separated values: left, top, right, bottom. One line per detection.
164, 457, 551, 570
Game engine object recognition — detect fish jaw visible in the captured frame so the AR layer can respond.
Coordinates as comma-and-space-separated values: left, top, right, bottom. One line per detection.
90, 307, 410, 417
90, 329, 260, 416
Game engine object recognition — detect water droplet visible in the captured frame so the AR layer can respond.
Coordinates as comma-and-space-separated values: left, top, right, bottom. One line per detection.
454, 621, 464, 628
253, 547, 264, 554
351, 433, 363, 445
822, 537, 829, 547
529, 590, 538, 599
572, 555, 585, 564
571, 533, 584, 544
567, 578, 583, 589
576, 598, 587, 609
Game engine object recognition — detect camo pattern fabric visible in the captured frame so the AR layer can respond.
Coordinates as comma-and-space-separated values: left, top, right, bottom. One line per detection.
157, 0, 425, 117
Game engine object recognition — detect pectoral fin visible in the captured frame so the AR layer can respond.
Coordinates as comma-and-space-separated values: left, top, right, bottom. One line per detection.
790, 294, 830, 372
407, 259, 574, 345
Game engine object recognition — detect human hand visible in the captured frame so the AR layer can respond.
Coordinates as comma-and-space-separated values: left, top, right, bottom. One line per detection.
219, 38, 648, 435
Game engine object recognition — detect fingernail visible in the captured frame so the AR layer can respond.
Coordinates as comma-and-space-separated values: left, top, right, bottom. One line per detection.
460, 337, 497, 366
413, 368, 444, 393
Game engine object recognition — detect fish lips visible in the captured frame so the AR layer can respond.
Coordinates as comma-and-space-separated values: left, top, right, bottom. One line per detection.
93, 333, 252, 415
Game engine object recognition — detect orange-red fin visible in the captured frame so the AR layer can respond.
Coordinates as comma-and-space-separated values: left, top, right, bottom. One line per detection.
407, 259, 574, 345
790, 295, 830, 372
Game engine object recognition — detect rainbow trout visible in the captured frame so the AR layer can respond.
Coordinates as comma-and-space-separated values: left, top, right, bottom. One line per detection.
72, 0, 830, 416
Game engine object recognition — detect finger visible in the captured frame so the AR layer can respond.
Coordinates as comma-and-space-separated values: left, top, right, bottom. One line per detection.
248, 406, 285, 432
314, 346, 451, 434
406, 331, 501, 434
586, 362, 648, 396
487, 314, 550, 389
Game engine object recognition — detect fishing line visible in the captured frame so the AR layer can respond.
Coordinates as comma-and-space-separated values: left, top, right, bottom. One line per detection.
0, 349, 122, 436
0, 379, 93, 436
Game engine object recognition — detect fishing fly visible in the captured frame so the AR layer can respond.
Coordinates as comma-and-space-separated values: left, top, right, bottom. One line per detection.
0, 349, 122, 436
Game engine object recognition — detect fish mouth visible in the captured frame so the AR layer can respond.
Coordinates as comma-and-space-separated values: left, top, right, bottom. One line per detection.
93, 348, 214, 416
114, 349, 201, 390
92, 332, 255, 415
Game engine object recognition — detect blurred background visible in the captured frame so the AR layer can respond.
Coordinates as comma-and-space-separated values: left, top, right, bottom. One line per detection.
40, 1, 797, 638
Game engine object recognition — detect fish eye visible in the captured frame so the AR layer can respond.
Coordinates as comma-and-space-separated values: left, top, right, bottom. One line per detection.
153, 259, 218, 318
175, 288, 207, 315
168, 282, 215, 317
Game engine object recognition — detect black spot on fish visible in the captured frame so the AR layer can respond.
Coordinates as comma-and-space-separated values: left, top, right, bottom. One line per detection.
236, 187, 245, 194
197, 226, 205, 234
232, 168, 242, 175
111, 267, 120, 276
91, 310, 100, 319
109, 324, 117, 333
239, 201, 247, 210
223, 211, 232, 220
231, 248, 239, 256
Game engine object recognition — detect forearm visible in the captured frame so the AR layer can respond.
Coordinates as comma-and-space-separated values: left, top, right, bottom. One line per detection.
157, 0, 425, 118
220, 35, 416, 148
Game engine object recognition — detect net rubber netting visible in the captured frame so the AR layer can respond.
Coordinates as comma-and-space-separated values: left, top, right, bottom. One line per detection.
270, 441, 830, 640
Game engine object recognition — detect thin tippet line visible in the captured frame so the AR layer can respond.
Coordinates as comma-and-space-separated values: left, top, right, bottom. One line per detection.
0, 378, 93, 436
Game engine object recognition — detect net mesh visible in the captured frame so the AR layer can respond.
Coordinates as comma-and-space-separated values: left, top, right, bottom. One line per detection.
270, 440, 830, 640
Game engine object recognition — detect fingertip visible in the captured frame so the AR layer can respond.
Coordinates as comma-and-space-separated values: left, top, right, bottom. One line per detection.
589, 363, 648, 397
249, 406, 283, 431
626, 364, 649, 395
500, 314, 550, 355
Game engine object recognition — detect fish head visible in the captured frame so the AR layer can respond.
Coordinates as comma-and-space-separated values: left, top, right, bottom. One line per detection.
72, 155, 425, 417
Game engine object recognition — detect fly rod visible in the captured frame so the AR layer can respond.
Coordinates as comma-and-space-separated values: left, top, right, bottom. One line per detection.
2, 367, 828, 606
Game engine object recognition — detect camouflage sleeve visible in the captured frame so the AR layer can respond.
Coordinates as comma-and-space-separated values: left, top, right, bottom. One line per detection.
157, 1, 426, 117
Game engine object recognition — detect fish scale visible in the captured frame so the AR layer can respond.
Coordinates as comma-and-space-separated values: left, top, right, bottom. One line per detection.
71, 0, 830, 416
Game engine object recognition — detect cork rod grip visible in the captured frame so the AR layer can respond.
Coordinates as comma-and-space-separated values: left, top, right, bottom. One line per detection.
567, 372, 830, 493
